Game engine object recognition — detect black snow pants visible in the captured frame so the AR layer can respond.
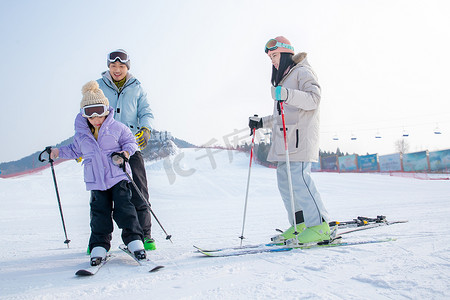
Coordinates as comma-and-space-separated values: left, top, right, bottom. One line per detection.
89, 180, 144, 251
128, 151, 152, 239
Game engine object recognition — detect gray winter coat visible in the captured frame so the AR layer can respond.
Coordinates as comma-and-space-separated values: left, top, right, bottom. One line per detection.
262, 53, 321, 162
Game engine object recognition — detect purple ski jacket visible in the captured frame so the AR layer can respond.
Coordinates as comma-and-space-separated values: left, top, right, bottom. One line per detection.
59, 107, 138, 191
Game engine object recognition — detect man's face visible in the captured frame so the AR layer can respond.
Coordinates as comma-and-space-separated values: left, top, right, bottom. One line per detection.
109, 61, 128, 81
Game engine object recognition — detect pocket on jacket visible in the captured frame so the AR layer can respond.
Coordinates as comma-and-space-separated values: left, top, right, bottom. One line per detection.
126, 122, 138, 133
274, 126, 299, 155
109, 159, 126, 178
83, 159, 96, 183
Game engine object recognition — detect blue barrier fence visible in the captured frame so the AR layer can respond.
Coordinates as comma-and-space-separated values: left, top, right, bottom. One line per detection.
317, 149, 450, 173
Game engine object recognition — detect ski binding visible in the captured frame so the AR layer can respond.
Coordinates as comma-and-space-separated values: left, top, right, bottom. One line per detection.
119, 244, 164, 272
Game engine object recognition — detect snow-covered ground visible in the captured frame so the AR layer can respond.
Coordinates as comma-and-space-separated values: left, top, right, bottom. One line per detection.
1, 148, 449, 299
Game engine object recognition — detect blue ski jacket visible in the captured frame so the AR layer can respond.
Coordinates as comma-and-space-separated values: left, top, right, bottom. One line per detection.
97, 72, 154, 135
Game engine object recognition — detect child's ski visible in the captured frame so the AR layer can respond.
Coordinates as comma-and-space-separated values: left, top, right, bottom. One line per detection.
75, 254, 113, 276
118, 244, 164, 272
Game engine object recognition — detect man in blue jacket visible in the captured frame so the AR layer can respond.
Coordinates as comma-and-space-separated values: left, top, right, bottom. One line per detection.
97, 49, 155, 250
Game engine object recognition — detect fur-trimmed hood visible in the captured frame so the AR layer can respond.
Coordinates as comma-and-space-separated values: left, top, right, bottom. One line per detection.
293, 52, 307, 64
279, 52, 312, 84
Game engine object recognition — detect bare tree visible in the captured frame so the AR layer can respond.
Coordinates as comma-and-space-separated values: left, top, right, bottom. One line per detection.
395, 138, 410, 154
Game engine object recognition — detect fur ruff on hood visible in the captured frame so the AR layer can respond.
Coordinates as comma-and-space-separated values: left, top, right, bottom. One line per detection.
293, 52, 307, 64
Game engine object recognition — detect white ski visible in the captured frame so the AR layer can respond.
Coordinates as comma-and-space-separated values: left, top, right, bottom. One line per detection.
118, 244, 164, 272
75, 254, 113, 276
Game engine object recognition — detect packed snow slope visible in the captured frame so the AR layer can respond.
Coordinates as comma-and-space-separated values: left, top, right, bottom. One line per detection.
1, 148, 449, 299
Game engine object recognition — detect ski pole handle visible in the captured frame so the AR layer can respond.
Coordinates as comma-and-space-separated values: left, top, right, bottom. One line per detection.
38, 146, 53, 163
111, 152, 129, 172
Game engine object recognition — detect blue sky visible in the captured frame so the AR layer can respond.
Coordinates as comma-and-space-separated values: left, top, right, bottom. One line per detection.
1, 0, 450, 162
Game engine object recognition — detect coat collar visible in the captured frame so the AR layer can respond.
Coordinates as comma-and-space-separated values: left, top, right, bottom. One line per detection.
292, 52, 307, 64
279, 52, 310, 85
74, 107, 115, 135
101, 71, 137, 91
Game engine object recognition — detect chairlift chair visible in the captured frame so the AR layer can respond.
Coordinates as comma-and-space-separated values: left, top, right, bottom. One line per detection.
434, 125, 442, 135
402, 129, 409, 137
375, 130, 382, 139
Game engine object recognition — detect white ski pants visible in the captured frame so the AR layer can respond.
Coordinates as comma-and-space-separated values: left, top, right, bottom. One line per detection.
277, 161, 329, 227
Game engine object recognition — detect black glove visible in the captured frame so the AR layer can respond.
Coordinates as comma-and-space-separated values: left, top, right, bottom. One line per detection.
248, 115, 262, 136
135, 127, 151, 150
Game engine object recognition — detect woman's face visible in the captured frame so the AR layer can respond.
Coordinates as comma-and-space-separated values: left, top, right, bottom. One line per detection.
269, 52, 281, 70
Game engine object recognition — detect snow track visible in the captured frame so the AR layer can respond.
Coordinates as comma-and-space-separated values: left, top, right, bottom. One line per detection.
1, 148, 449, 299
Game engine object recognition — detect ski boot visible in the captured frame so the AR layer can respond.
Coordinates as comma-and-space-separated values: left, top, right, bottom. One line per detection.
271, 223, 306, 243
285, 221, 331, 245
90, 246, 107, 266
144, 237, 156, 251
128, 240, 147, 260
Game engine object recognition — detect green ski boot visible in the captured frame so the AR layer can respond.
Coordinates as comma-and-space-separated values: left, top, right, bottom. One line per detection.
271, 223, 306, 243
287, 221, 331, 245
144, 237, 156, 251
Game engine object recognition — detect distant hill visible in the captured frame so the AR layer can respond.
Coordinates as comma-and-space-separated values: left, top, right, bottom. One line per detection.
140, 130, 195, 161
0, 137, 75, 177
0, 130, 195, 177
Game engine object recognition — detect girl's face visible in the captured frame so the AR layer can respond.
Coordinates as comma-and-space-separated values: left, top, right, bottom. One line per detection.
109, 61, 128, 81
88, 116, 106, 128
269, 52, 281, 70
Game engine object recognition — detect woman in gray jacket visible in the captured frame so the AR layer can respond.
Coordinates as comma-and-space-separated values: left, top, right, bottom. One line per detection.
249, 36, 330, 244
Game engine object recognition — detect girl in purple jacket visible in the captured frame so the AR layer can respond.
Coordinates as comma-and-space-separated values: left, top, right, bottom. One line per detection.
50, 81, 146, 266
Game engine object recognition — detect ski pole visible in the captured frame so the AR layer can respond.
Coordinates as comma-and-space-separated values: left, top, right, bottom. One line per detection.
38, 147, 71, 248
239, 125, 256, 247
111, 152, 173, 243
279, 101, 299, 245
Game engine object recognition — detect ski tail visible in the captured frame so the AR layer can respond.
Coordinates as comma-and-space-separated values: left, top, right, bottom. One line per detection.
329, 215, 407, 228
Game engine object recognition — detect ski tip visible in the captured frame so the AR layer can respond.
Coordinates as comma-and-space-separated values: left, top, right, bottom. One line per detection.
193, 245, 213, 253
75, 269, 94, 276
149, 265, 164, 272
197, 250, 215, 257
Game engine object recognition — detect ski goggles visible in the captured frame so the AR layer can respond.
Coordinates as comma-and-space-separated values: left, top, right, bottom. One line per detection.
264, 39, 295, 53
81, 104, 109, 118
107, 51, 130, 63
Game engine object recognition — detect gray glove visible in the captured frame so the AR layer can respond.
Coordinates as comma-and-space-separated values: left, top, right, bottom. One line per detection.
271, 85, 288, 101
